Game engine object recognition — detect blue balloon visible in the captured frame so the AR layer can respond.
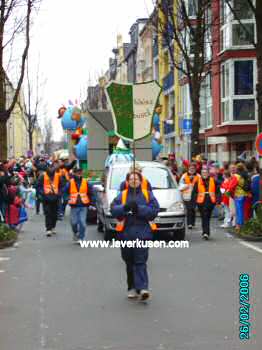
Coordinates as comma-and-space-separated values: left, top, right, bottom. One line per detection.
61, 107, 85, 131
152, 138, 162, 159
75, 135, 88, 160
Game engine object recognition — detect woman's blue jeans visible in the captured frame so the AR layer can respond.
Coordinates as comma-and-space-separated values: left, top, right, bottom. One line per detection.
234, 196, 245, 226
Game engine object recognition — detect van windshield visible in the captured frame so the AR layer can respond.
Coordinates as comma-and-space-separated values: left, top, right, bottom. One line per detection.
110, 166, 176, 190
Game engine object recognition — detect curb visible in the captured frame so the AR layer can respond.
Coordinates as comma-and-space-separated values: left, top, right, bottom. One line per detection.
0, 239, 17, 249
226, 229, 262, 242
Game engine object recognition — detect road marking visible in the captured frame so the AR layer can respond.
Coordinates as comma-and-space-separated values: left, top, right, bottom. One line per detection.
0, 270, 5, 273
239, 241, 262, 254
0, 257, 10, 262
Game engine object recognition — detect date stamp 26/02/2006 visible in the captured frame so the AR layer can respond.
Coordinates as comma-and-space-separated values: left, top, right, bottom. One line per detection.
239, 273, 252, 340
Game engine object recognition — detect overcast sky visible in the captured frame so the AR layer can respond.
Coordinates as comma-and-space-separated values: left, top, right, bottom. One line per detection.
30, 0, 154, 140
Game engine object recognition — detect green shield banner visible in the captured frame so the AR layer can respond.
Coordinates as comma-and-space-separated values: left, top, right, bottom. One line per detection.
105, 81, 161, 142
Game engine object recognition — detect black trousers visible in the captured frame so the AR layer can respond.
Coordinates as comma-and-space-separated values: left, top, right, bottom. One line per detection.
184, 200, 196, 226
198, 204, 215, 236
43, 200, 59, 231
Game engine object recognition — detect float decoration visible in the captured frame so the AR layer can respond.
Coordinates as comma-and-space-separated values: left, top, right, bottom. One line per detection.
74, 135, 88, 161
61, 106, 85, 131
104, 138, 134, 168
71, 127, 83, 141
105, 81, 161, 142
57, 106, 67, 119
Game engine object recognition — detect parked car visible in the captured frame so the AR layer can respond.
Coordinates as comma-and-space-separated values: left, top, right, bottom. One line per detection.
94, 161, 185, 240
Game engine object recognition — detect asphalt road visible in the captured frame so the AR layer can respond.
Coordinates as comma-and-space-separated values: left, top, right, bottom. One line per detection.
0, 210, 261, 350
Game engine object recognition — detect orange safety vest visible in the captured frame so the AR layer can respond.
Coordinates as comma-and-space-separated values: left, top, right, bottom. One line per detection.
43, 173, 60, 195
184, 173, 199, 186
197, 177, 216, 204
68, 178, 90, 205
116, 189, 157, 232
125, 176, 149, 191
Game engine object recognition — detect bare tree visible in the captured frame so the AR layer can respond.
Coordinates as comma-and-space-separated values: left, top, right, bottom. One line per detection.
154, 0, 214, 157
43, 117, 53, 155
22, 54, 46, 152
0, 0, 40, 160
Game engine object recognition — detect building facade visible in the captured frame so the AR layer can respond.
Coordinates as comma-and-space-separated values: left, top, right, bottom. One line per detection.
203, 0, 257, 162
157, 0, 257, 162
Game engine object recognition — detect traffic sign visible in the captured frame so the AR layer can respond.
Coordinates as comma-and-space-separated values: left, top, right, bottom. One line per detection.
256, 133, 262, 156
183, 119, 192, 135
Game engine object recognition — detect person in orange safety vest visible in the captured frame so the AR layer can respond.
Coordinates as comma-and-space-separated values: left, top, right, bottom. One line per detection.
119, 163, 152, 192
65, 167, 90, 243
192, 167, 220, 240
39, 165, 63, 237
179, 163, 200, 229
111, 171, 159, 301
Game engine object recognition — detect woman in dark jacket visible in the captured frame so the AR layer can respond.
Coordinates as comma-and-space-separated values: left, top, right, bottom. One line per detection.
111, 171, 160, 300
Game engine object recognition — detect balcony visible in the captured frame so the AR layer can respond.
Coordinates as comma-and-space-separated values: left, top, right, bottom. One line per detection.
163, 70, 174, 95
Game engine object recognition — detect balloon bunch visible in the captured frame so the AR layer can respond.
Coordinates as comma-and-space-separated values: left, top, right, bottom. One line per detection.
57, 101, 88, 161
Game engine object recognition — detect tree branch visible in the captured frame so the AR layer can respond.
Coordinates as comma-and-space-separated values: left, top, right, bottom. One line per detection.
7, 0, 32, 116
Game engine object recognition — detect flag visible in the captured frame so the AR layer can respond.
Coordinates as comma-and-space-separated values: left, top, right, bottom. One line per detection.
105, 81, 161, 141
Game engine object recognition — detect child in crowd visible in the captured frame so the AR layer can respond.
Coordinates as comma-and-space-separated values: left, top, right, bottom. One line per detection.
220, 170, 232, 228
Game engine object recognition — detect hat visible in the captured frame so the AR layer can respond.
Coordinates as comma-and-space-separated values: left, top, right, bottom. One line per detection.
73, 167, 83, 173
183, 160, 190, 168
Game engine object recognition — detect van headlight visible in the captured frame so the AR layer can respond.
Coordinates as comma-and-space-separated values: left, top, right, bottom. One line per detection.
167, 202, 184, 213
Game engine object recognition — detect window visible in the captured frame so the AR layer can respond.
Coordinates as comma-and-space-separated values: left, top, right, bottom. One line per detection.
221, 59, 256, 123
220, 0, 255, 50
233, 0, 254, 20
186, 0, 198, 18
232, 23, 255, 46
142, 167, 176, 189
200, 74, 213, 129
182, 84, 191, 119
221, 61, 230, 122
233, 99, 255, 121
234, 61, 253, 95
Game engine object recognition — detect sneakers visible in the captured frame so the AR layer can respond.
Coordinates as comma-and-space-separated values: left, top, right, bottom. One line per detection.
202, 233, 209, 240
140, 289, 150, 301
46, 230, 52, 237
127, 289, 138, 299
220, 224, 231, 228
188, 225, 193, 230
73, 234, 78, 242
52, 229, 56, 235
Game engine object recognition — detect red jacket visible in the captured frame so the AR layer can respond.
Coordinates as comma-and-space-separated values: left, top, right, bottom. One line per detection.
220, 179, 230, 206
227, 175, 239, 198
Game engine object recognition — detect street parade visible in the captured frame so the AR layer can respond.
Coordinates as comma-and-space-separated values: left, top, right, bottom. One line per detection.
0, 0, 262, 349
